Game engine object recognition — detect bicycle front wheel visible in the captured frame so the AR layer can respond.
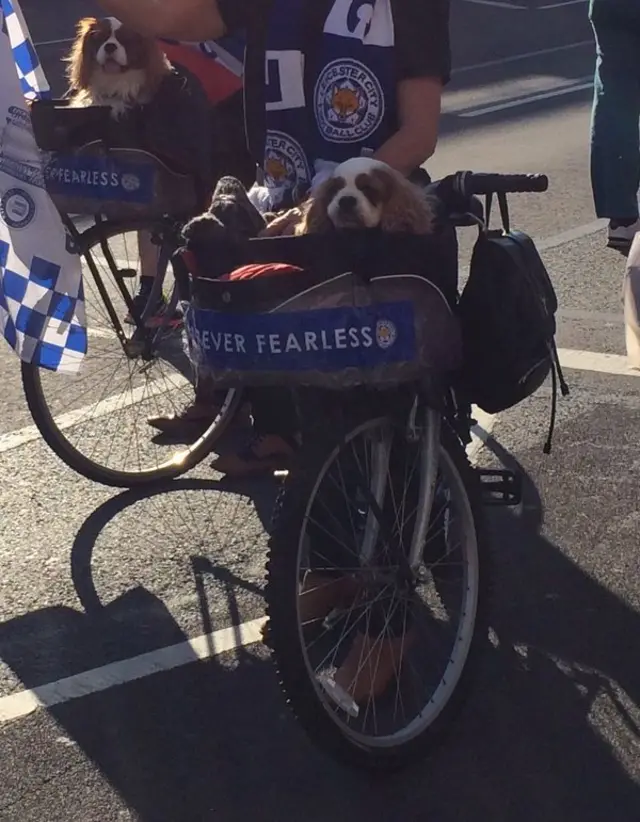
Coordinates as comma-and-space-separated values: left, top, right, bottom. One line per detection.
265, 413, 490, 770
21, 219, 241, 487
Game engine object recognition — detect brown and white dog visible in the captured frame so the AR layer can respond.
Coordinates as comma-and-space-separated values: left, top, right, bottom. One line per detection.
298, 157, 436, 235
65, 16, 171, 118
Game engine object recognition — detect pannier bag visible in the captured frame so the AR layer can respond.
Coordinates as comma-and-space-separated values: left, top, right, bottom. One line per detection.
458, 201, 569, 452
183, 234, 462, 391
30, 100, 199, 219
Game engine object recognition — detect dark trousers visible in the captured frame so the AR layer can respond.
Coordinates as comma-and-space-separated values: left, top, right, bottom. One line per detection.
590, 1, 640, 219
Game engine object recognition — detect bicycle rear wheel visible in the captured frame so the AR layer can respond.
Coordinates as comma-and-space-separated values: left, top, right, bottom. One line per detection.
265, 410, 490, 770
21, 219, 241, 487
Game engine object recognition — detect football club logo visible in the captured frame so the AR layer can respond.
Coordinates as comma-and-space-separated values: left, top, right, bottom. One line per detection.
264, 130, 311, 195
375, 319, 397, 350
315, 59, 384, 144
121, 173, 141, 193
0, 188, 36, 229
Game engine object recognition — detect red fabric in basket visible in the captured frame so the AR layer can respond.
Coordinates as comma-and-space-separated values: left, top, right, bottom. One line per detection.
178, 249, 302, 281
223, 263, 304, 280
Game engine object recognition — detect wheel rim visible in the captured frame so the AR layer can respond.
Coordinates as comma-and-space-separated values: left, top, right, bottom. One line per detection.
28, 226, 236, 481
295, 418, 480, 748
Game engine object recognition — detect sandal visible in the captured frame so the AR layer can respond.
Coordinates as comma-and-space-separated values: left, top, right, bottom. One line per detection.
211, 433, 296, 477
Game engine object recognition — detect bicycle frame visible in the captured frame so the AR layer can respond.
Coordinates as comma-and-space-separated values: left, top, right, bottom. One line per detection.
61, 213, 182, 356
357, 403, 442, 575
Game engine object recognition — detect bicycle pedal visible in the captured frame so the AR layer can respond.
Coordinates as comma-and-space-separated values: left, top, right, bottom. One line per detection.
478, 469, 522, 507
117, 268, 138, 279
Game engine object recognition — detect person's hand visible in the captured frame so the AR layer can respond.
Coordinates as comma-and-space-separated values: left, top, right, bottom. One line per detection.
259, 208, 304, 237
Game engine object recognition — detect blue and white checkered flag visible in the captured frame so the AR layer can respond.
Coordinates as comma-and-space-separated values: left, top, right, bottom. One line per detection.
2, 0, 50, 100
0, 0, 86, 373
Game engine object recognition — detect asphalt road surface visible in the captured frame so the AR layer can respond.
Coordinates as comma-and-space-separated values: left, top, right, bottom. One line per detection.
2, 1, 640, 820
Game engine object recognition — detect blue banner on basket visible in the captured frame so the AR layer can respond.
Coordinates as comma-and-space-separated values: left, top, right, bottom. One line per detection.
43, 155, 154, 203
186, 301, 416, 372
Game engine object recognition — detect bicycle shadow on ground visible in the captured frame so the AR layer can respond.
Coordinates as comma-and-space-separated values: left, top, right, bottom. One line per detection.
1, 450, 640, 821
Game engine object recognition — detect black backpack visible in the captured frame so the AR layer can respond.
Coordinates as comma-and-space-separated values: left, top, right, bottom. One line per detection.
457, 193, 569, 452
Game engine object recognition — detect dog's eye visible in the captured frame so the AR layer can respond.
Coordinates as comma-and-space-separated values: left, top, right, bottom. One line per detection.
358, 182, 380, 205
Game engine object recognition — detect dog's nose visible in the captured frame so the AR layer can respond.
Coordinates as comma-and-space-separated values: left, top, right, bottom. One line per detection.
104, 42, 118, 54
338, 195, 357, 212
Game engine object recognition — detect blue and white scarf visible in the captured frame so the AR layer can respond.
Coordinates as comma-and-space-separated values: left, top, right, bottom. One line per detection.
260, 0, 398, 209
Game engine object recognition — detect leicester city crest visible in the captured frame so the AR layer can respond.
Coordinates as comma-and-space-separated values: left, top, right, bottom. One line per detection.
315, 58, 385, 144
375, 318, 397, 350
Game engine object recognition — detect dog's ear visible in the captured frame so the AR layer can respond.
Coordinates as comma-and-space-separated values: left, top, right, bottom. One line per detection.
181, 213, 227, 246
75, 16, 98, 36
66, 18, 98, 91
364, 168, 396, 206
297, 179, 341, 234
370, 169, 434, 235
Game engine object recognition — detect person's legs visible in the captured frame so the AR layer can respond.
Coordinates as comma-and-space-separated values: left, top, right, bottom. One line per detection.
124, 231, 168, 324
589, 15, 640, 246
147, 372, 240, 439
210, 388, 298, 476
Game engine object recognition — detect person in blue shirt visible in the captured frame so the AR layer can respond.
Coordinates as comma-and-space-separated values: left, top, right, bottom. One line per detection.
589, 0, 640, 250
101, 0, 452, 473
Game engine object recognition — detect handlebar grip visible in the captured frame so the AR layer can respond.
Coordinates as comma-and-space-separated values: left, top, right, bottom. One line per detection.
462, 172, 549, 196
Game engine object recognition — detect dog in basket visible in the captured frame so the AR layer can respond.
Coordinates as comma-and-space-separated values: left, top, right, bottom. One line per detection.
65, 16, 172, 118
181, 176, 281, 279
262, 157, 437, 237
64, 14, 213, 187
182, 176, 268, 246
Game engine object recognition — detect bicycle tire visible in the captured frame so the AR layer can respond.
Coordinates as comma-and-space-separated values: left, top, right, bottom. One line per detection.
21, 217, 242, 487
265, 416, 491, 771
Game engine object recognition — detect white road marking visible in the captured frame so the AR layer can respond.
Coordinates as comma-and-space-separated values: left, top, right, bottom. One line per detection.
558, 308, 622, 323
34, 37, 73, 47
558, 348, 640, 377
445, 73, 592, 117
458, 78, 593, 118
0, 371, 190, 455
537, 219, 607, 251
451, 41, 593, 75
86, 327, 116, 340
0, 618, 267, 724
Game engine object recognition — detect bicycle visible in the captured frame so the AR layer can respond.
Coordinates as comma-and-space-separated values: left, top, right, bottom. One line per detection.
184, 169, 548, 769
21, 99, 239, 488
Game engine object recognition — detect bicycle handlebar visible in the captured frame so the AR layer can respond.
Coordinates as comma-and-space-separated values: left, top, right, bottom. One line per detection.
452, 171, 549, 197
